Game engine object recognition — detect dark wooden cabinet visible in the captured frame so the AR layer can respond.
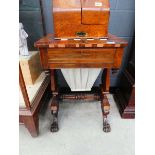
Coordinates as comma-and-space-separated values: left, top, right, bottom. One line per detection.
114, 38, 135, 119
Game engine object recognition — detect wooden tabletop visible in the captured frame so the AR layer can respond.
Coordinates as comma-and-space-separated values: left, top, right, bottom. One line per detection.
34, 34, 128, 48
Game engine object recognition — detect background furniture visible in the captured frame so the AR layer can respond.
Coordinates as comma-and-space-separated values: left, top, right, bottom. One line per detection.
19, 64, 51, 137
19, 0, 51, 137
114, 38, 135, 118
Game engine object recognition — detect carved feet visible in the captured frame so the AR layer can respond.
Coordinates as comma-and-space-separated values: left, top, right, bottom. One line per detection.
103, 117, 111, 132
50, 95, 59, 133
101, 94, 111, 133
50, 112, 59, 132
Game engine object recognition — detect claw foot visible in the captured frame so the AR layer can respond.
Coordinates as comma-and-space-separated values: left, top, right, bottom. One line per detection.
50, 112, 59, 132
50, 121, 59, 132
103, 122, 111, 133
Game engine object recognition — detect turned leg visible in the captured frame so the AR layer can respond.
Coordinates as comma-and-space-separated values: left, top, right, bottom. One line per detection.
50, 69, 59, 132
101, 68, 111, 132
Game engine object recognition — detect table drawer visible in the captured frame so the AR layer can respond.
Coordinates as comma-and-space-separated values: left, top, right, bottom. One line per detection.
48, 48, 115, 64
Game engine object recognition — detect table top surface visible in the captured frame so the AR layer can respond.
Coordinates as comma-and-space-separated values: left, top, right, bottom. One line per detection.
35, 34, 128, 48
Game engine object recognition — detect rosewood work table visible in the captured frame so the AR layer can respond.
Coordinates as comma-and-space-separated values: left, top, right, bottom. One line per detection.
35, 33, 128, 133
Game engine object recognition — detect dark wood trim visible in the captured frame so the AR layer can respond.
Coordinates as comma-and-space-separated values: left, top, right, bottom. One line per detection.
51, 69, 57, 92
113, 70, 135, 119
114, 88, 135, 119
102, 68, 110, 92
39, 48, 49, 69
124, 69, 134, 86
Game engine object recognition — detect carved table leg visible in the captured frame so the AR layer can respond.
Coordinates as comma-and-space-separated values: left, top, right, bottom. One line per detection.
50, 69, 59, 132
101, 68, 111, 132
50, 93, 59, 132
101, 94, 111, 132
